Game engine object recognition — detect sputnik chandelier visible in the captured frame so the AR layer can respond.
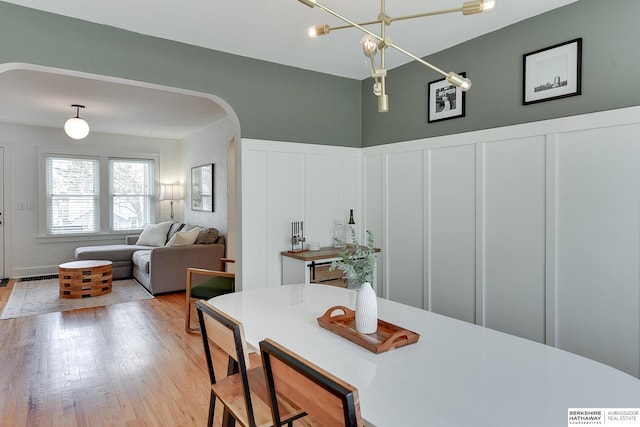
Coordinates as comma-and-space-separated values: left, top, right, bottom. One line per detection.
297, 0, 496, 112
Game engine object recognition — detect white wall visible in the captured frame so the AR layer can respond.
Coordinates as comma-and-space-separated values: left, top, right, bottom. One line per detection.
180, 118, 234, 236
0, 122, 181, 278
240, 139, 361, 290
363, 106, 640, 378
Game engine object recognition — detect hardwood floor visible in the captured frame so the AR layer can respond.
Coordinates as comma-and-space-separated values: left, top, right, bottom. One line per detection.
0, 280, 305, 427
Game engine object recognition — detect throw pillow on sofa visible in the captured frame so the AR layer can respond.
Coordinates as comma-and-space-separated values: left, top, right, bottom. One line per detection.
181, 224, 219, 244
196, 227, 219, 244
166, 227, 201, 246
136, 222, 172, 246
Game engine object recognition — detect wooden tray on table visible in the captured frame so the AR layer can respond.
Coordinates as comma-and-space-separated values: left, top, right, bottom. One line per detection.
317, 306, 420, 354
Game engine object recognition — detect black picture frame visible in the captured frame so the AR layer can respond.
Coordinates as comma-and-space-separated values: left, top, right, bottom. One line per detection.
523, 38, 582, 105
191, 163, 214, 212
427, 72, 466, 123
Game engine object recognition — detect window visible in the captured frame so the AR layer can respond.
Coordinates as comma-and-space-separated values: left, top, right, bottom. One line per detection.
110, 159, 154, 231
46, 156, 100, 234
44, 155, 155, 235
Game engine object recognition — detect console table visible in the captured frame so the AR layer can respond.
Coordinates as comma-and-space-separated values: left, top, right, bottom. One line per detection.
281, 246, 379, 287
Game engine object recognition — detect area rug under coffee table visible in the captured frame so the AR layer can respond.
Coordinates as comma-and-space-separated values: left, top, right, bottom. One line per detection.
0, 278, 154, 319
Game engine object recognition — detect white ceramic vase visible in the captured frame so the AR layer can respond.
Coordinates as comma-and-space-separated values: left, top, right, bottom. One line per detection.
355, 282, 378, 334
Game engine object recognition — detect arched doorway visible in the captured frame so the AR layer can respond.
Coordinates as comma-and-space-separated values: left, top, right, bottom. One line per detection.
0, 63, 243, 283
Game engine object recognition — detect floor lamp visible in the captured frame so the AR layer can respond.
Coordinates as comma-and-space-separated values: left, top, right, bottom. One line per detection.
159, 184, 182, 220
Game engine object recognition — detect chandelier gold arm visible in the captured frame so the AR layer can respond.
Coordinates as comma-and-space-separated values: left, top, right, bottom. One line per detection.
307, 0, 492, 33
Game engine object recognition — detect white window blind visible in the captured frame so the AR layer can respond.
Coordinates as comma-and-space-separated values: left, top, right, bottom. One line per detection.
46, 156, 99, 234
109, 159, 155, 230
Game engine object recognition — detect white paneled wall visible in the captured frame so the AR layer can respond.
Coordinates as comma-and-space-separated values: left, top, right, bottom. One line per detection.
240, 139, 360, 290
554, 124, 640, 378
428, 144, 477, 324
387, 151, 424, 307
305, 154, 339, 247
362, 106, 640, 378
241, 149, 268, 291
238, 108, 640, 378
482, 137, 546, 343
363, 155, 384, 294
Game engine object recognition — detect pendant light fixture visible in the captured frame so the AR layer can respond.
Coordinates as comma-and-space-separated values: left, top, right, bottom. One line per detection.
64, 104, 90, 140
297, 0, 496, 112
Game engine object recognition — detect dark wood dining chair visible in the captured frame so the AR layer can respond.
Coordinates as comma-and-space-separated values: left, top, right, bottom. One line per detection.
196, 301, 306, 427
186, 258, 235, 333
259, 338, 365, 427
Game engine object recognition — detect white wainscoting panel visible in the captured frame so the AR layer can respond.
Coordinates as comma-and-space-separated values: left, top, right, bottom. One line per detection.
305, 154, 340, 248
241, 149, 268, 290
554, 124, 640, 378
387, 150, 424, 307
427, 144, 477, 323
482, 136, 546, 343
338, 155, 361, 240
364, 154, 385, 295
266, 151, 305, 288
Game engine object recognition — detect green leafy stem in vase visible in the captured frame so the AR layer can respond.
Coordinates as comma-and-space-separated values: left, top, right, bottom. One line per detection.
329, 229, 376, 287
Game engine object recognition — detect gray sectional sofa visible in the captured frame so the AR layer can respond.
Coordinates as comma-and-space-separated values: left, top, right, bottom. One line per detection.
74, 222, 225, 295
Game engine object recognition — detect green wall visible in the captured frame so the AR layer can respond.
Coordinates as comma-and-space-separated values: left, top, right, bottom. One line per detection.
2, 0, 638, 148
0, 2, 362, 147
362, 0, 640, 146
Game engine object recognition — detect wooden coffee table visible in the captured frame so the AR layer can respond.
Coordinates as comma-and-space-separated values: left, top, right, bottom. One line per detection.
58, 260, 113, 299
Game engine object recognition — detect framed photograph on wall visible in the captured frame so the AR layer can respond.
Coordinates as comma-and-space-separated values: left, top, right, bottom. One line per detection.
523, 38, 582, 105
191, 163, 214, 212
427, 72, 466, 123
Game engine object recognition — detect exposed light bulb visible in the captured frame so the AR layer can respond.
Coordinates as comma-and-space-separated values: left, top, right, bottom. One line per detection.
361, 35, 378, 57
482, 0, 496, 12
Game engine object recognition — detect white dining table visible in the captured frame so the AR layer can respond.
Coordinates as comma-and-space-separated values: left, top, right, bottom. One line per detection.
209, 284, 640, 427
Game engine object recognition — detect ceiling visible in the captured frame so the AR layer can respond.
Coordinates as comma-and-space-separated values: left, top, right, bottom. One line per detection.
0, 0, 578, 138
0, 67, 227, 139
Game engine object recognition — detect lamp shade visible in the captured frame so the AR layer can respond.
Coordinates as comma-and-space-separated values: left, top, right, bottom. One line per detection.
64, 104, 90, 140
159, 184, 182, 201
64, 117, 90, 140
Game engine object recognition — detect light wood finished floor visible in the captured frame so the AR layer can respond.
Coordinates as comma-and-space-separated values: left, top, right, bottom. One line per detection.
0, 279, 311, 427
